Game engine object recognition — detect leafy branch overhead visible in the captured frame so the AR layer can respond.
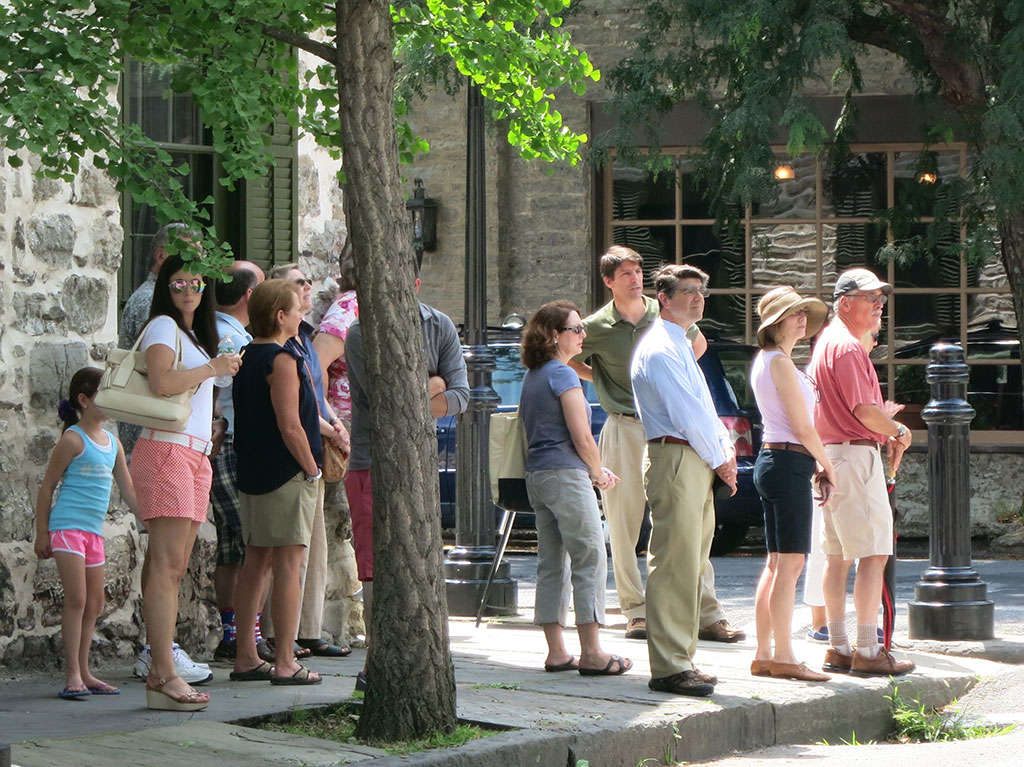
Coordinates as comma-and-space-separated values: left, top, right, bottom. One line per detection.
0, 0, 599, 271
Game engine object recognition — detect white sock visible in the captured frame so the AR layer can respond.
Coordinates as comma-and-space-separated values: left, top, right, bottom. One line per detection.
856, 624, 880, 657
827, 621, 851, 655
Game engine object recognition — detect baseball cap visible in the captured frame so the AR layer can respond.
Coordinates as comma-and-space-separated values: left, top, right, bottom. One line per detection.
833, 268, 893, 299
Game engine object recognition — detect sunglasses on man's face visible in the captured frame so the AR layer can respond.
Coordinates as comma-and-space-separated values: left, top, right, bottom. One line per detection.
169, 279, 206, 294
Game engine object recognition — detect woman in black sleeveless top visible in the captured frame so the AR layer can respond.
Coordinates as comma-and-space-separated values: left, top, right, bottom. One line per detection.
230, 279, 323, 686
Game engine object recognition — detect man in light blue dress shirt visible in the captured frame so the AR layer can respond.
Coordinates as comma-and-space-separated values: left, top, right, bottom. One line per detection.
631, 264, 738, 697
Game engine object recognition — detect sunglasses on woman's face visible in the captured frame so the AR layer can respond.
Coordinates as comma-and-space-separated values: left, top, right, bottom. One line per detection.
294, 278, 312, 287
169, 278, 206, 294
560, 325, 586, 335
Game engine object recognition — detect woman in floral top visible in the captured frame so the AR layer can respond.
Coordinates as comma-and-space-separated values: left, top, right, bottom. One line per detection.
313, 273, 359, 425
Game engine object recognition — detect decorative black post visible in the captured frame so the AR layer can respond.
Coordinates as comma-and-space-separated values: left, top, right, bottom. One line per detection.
908, 343, 994, 639
443, 82, 517, 617
1, 742, 9, 767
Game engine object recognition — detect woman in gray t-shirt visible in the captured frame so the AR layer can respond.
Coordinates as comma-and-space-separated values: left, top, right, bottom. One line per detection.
520, 300, 631, 677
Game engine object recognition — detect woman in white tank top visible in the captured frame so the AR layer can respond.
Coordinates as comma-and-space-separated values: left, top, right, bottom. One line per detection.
748, 287, 835, 682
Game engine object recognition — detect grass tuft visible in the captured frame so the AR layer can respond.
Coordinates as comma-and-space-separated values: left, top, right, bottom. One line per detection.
888, 685, 1017, 743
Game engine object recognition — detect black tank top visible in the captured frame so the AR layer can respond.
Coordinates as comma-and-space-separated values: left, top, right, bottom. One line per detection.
233, 341, 323, 494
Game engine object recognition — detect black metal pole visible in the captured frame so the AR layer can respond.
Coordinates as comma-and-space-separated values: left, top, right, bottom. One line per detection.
443, 81, 517, 617
908, 343, 994, 639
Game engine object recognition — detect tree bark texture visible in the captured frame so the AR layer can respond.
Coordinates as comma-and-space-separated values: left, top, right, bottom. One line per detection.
335, 0, 457, 741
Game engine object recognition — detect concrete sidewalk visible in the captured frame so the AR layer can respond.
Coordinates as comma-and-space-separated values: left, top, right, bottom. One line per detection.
6, 614, 1023, 767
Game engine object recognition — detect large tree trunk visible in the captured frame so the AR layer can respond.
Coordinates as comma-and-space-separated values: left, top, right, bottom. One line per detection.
335, 0, 457, 741
996, 212, 1024, 515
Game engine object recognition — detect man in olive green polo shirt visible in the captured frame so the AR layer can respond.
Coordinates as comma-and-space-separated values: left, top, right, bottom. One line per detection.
570, 246, 745, 644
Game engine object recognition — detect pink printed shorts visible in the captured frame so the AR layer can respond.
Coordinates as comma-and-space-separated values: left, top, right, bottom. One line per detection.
130, 438, 213, 523
50, 529, 105, 567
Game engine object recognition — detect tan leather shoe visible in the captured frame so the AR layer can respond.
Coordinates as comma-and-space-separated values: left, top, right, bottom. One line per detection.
750, 659, 772, 677
698, 619, 746, 643
851, 649, 915, 677
625, 617, 647, 640
769, 661, 831, 682
822, 647, 852, 673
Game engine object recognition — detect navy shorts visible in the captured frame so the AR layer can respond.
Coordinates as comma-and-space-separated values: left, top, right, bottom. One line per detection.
753, 449, 816, 554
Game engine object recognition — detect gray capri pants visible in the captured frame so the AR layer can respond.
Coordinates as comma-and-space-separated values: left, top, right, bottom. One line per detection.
526, 468, 607, 627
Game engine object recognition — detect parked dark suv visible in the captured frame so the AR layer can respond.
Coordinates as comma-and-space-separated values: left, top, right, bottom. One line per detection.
438, 332, 763, 555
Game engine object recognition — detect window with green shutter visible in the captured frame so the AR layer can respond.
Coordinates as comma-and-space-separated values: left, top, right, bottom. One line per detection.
118, 59, 297, 308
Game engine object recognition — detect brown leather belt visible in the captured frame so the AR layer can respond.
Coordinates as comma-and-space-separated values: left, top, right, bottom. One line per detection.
845, 439, 880, 448
762, 441, 812, 457
649, 436, 690, 446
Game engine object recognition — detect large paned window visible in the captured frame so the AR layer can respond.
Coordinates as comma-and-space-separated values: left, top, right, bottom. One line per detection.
601, 145, 1020, 437
118, 59, 297, 307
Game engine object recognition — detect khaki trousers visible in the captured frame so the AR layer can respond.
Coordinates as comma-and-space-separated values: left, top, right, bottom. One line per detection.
644, 442, 716, 678
598, 414, 648, 619
263, 477, 327, 639
600, 414, 726, 627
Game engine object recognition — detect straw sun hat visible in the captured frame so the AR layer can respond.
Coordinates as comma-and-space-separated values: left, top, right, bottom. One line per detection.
756, 287, 828, 348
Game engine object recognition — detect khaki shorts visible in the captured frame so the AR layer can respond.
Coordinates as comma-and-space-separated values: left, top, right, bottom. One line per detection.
821, 443, 892, 560
239, 471, 317, 547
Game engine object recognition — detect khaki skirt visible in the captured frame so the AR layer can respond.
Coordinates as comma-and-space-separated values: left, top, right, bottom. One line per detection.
239, 471, 317, 547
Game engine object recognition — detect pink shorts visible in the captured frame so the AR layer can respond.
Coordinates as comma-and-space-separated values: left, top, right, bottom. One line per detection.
50, 530, 105, 567
130, 438, 213, 523
344, 469, 374, 581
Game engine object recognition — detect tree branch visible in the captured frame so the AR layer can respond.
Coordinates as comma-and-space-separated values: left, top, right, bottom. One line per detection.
259, 23, 336, 63
882, 0, 986, 110
846, 9, 907, 57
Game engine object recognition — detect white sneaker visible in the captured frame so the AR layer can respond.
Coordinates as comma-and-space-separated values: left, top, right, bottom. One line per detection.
133, 644, 213, 684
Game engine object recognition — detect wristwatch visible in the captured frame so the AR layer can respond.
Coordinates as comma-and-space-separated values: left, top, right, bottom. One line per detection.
896, 424, 908, 439
304, 469, 322, 483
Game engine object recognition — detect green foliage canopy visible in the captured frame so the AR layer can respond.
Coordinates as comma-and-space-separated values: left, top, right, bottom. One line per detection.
0, 0, 599, 272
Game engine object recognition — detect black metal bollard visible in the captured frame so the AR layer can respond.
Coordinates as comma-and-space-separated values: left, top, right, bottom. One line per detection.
1, 742, 9, 767
908, 343, 994, 640
443, 82, 517, 617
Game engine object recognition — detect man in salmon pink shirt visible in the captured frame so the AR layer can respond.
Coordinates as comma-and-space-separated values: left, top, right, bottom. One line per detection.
807, 268, 915, 678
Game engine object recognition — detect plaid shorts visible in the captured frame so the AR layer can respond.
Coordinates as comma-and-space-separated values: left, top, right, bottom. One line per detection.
209, 438, 246, 566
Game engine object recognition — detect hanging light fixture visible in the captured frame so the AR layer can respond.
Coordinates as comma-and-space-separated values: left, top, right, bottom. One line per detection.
774, 164, 795, 181
405, 178, 439, 258
917, 171, 938, 184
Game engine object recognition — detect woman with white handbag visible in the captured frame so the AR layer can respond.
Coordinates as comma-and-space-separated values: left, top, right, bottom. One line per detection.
130, 252, 240, 711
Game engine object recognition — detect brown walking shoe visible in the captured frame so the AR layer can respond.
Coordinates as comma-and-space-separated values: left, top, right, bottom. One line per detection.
822, 648, 852, 673
625, 617, 647, 640
851, 649, 915, 677
698, 619, 746, 643
649, 670, 715, 697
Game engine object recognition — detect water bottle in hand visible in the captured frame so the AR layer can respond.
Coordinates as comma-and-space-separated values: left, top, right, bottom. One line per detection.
213, 336, 235, 387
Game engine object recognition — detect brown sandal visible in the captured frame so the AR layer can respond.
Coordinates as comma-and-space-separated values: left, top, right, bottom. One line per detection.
146, 675, 210, 711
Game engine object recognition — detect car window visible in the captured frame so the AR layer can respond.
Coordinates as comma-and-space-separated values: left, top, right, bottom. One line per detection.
492, 344, 599, 407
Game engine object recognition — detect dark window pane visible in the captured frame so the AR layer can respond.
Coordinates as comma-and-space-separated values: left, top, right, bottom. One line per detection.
822, 222, 887, 281
753, 155, 817, 219
824, 152, 886, 218
679, 157, 715, 220
682, 224, 744, 291
892, 151, 960, 218
969, 363, 1023, 430
752, 224, 818, 290
612, 225, 674, 285
893, 223, 962, 288
612, 165, 675, 221
893, 293, 961, 355
701, 294, 747, 344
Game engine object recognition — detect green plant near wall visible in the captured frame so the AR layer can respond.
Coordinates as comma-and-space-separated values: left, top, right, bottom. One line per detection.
888, 685, 1017, 743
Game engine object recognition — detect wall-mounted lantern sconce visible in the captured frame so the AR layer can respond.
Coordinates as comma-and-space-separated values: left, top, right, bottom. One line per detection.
774, 164, 795, 181
917, 171, 938, 184
406, 177, 439, 258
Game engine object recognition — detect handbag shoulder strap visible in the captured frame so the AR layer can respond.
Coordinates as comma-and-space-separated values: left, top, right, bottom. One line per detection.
134, 317, 185, 365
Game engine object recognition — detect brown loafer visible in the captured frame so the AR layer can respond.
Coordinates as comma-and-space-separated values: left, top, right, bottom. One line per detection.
750, 659, 772, 677
698, 619, 746, 643
822, 647, 853, 673
850, 649, 915, 677
769, 661, 831, 682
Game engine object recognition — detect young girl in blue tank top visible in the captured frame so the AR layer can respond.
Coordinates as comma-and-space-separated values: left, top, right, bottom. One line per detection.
34, 367, 139, 700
